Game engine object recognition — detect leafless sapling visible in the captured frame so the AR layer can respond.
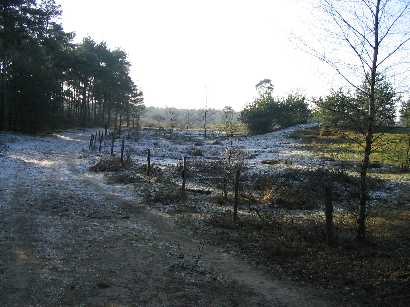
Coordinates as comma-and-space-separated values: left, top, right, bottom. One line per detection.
301, 0, 410, 240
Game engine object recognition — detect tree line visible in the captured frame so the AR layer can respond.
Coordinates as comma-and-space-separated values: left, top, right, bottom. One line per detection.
239, 75, 409, 136
0, 0, 144, 133
141, 106, 238, 130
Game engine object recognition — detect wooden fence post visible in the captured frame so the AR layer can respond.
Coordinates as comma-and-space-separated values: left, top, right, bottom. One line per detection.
89, 134, 93, 150
233, 167, 241, 222
324, 185, 335, 245
120, 137, 125, 164
119, 115, 122, 137
94, 132, 98, 150
111, 132, 115, 156
99, 132, 103, 153
181, 156, 187, 195
223, 176, 228, 201
147, 149, 151, 176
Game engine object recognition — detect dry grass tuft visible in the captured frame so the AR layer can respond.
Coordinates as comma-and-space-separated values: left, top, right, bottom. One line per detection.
89, 156, 132, 172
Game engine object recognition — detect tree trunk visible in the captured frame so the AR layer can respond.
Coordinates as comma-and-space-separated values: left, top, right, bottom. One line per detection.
204, 109, 207, 138
357, 0, 380, 241
181, 157, 187, 195
0, 72, 5, 130
82, 80, 88, 126
92, 96, 96, 125
358, 133, 373, 240
119, 114, 122, 137
126, 108, 130, 127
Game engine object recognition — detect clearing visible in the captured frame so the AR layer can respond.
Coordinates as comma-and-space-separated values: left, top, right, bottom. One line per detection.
0, 127, 337, 306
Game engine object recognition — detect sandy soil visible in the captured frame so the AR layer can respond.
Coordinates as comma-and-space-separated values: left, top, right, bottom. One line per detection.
0, 129, 338, 306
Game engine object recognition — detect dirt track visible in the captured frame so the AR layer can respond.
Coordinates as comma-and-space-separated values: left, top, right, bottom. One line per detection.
0, 130, 335, 306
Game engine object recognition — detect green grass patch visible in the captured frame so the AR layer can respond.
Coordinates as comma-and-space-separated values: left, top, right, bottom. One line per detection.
291, 127, 410, 173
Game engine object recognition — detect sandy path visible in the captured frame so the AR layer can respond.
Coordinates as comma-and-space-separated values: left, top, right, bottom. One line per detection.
0, 129, 335, 306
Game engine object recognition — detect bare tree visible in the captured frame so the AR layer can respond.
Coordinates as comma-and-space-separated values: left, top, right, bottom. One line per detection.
203, 107, 208, 138
256, 79, 274, 97
223, 106, 235, 137
185, 110, 191, 130
165, 108, 177, 129
313, 0, 410, 240
202, 108, 217, 138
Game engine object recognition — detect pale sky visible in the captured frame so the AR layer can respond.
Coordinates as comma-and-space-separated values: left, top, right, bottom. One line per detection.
57, 0, 339, 110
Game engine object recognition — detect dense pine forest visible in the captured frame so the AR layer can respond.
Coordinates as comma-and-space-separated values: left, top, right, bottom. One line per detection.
0, 0, 144, 133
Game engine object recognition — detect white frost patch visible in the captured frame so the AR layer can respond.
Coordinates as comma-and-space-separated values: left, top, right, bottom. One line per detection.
53, 133, 83, 142
9, 154, 56, 167
369, 191, 389, 200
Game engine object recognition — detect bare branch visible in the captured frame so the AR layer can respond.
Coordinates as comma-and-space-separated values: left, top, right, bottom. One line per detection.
332, 15, 372, 70
379, 0, 390, 20
360, 0, 376, 17
340, 131, 366, 149
320, 54, 368, 95
377, 36, 410, 67
372, 132, 389, 150
379, 2, 410, 45
323, 0, 375, 48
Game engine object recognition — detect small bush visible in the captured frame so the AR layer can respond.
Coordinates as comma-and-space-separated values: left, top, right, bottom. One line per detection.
89, 156, 131, 172
137, 163, 163, 178
144, 183, 185, 204
191, 146, 203, 156
211, 140, 223, 146
106, 171, 144, 184
320, 128, 335, 137
0, 143, 8, 154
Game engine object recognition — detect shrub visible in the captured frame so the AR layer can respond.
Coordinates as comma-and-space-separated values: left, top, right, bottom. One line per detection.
317, 75, 398, 130
191, 146, 203, 156
89, 156, 131, 172
240, 93, 311, 135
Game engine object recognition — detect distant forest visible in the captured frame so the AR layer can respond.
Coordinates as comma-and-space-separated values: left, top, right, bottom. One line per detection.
0, 0, 144, 133
141, 106, 239, 130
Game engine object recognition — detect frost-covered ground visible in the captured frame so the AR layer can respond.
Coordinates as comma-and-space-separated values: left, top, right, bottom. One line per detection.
108, 124, 321, 171
1, 124, 408, 211
0, 127, 337, 306
1, 123, 407, 210
106, 125, 409, 208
